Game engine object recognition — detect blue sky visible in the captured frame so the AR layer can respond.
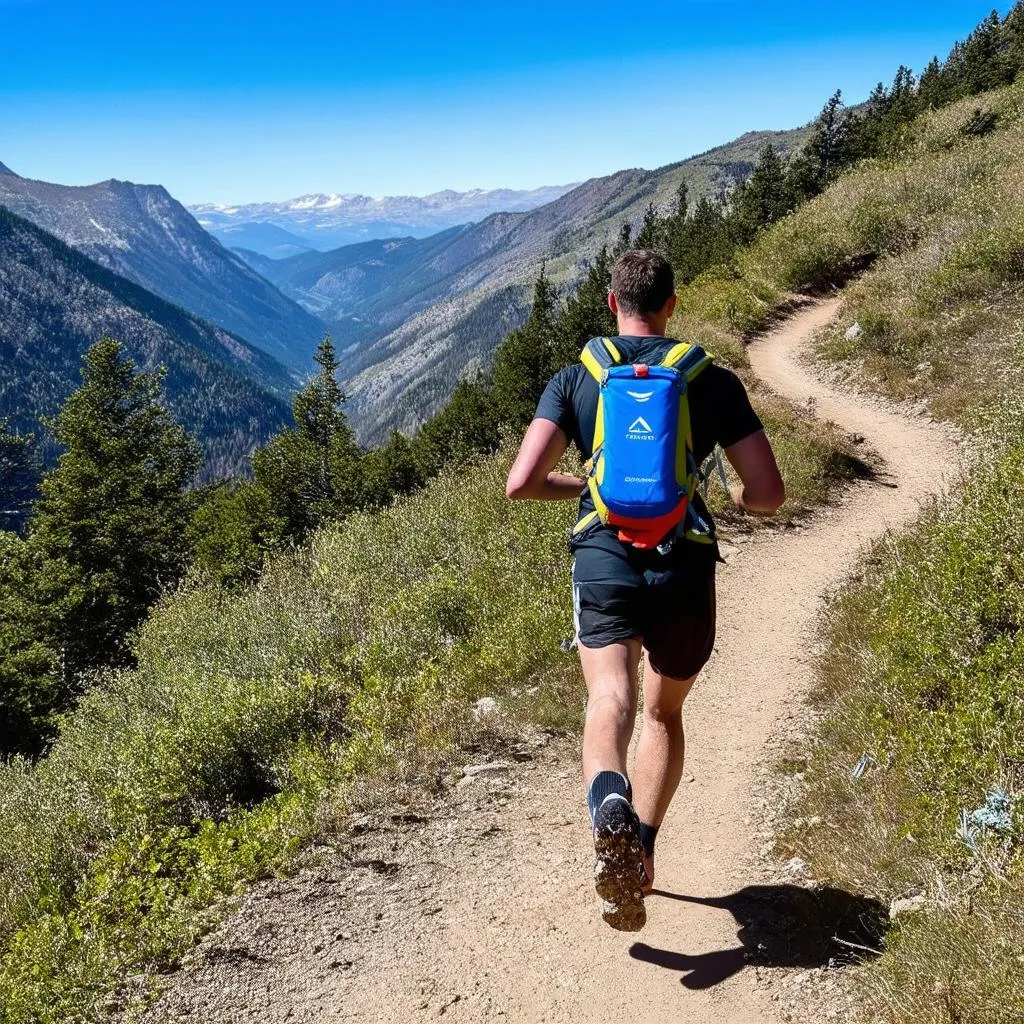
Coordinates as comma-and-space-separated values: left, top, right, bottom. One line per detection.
0, 1, 1011, 204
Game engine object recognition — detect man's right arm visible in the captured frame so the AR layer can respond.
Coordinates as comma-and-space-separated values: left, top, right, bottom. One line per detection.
507, 368, 586, 501
506, 418, 586, 501
723, 430, 785, 514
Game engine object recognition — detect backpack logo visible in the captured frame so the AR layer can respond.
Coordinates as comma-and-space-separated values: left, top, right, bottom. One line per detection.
627, 390, 653, 403
627, 416, 654, 437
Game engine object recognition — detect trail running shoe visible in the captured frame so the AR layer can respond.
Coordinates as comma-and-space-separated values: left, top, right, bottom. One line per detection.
592, 793, 647, 932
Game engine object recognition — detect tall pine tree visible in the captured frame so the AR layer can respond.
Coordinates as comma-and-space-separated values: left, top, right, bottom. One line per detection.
0, 419, 39, 535
489, 267, 561, 427
730, 143, 793, 243
29, 337, 201, 686
556, 246, 617, 366
787, 91, 850, 201
634, 202, 666, 250
0, 531, 56, 755
252, 335, 364, 544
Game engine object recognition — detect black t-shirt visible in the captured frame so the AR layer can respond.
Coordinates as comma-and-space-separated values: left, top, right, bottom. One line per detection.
534, 335, 763, 552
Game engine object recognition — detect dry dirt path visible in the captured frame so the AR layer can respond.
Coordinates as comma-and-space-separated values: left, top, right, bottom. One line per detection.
143, 299, 960, 1024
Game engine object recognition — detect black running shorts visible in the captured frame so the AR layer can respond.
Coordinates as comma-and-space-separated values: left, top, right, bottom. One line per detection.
571, 528, 717, 680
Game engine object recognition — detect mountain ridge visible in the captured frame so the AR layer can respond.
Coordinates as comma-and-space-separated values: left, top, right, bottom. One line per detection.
0, 205, 291, 478
266, 126, 810, 442
0, 168, 327, 371
191, 183, 577, 253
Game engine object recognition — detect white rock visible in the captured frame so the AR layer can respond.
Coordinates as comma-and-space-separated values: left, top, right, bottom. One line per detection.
785, 857, 811, 877
889, 894, 927, 919
845, 321, 863, 341
473, 697, 500, 720
462, 760, 511, 777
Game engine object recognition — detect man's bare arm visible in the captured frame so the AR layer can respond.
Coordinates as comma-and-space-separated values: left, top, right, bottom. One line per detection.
506, 418, 586, 501
723, 430, 785, 514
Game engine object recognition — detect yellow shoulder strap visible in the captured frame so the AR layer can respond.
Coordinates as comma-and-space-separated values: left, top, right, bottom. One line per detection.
661, 341, 714, 381
661, 341, 693, 368
580, 337, 623, 382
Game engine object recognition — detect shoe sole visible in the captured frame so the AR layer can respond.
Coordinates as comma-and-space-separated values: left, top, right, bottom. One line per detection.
593, 797, 647, 932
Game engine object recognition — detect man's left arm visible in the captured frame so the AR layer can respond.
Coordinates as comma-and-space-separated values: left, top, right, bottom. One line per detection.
506, 418, 586, 500
711, 367, 784, 514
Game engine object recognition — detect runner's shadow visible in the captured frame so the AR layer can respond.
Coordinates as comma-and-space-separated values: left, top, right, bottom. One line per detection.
630, 884, 888, 990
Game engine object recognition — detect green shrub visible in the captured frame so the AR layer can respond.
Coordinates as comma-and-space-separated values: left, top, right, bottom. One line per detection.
0, 446, 581, 1019
675, 264, 780, 334
783, 440, 1024, 1023
0, 795, 309, 1024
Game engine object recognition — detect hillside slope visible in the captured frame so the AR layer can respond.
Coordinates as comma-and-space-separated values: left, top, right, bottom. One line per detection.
0, 206, 291, 478
0, 164, 327, 370
246, 225, 474, 336
125, 301, 957, 1024
318, 126, 808, 442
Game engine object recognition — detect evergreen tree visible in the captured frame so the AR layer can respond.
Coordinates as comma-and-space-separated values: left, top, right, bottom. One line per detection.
1006, 3, 1024, 77
489, 267, 561, 427
613, 221, 633, 257
252, 335, 364, 544
415, 376, 500, 476
843, 81, 892, 160
918, 56, 953, 109
29, 337, 201, 683
0, 419, 39, 534
556, 246, 616, 366
669, 195, 735, 284
634, 202, 666, 250
787, 91, 850, 201
663, 181, 695, 279
672, 180, 689, 221
188, 479, 282, 587
360, 430, 424, 508
0, 532, 56, 755
882, 66, 921, 151
730, 143, 792, 243
961, 11, 1011, 93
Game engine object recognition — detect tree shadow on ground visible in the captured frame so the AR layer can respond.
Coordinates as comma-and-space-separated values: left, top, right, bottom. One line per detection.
629, 884, 888, 990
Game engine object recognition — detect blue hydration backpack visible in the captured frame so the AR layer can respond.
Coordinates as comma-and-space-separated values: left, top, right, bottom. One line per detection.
572, 336, 716, 550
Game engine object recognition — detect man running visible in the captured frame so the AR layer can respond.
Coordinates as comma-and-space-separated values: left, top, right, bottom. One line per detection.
506, 249, 784, 931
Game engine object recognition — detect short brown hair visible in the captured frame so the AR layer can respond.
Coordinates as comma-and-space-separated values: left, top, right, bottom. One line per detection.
611, 249, 675, 316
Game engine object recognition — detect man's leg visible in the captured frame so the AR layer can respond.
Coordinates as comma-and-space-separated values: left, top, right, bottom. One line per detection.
577, 638, 642, 784
632, 654, 698, 891
577, 638, 647, 931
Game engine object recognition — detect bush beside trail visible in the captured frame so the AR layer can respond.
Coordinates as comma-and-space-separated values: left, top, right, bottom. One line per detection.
782, 435, 1024, 1024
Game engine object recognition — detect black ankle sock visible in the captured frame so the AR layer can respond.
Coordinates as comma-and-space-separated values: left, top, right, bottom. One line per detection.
587, 770, 632, 822
638, 822, 659, 857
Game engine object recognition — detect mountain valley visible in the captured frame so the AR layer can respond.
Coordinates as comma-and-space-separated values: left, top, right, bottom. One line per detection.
190, 183, 576, 253
254, 127, 808, 442
0, 206, 291, 478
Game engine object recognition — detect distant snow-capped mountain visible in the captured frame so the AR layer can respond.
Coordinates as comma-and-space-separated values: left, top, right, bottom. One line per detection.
189, 184, 577, 253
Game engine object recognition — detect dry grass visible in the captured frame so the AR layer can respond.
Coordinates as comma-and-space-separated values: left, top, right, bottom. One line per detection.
781, 441, 1024, 1023
676, 80, 1024, 430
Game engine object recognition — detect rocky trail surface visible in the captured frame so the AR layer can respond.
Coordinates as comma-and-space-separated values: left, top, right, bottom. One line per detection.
142, 299, 960, 1023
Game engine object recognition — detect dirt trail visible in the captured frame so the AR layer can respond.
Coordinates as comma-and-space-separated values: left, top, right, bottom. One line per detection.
144, 299, 960, 1024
